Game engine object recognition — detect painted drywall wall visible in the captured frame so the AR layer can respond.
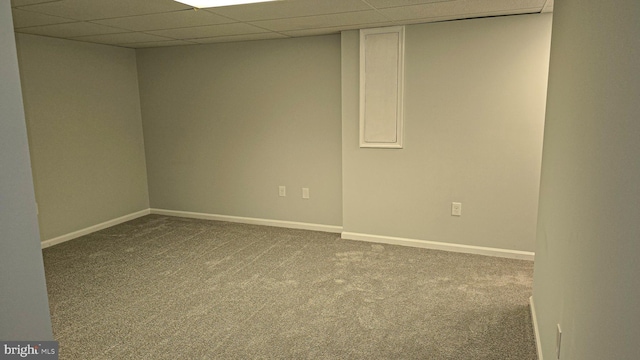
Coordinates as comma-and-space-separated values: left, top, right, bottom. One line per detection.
532, 1, 640, 359
15, 34, 150, 241
342, 14, 552, 252
0, 2, 52, 340
136, 35, 342, 226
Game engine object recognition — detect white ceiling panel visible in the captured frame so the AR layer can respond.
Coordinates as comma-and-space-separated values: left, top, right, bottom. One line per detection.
147, 22, 269, 40
387, 8, 540, 27
119, 39, 199, 49
11, 0, 60, 7
379, 0, 545, 21
17, 21, 125, 38
250, 10, 390, 32
11, 0, 60, 6
17, 0, 190, 21
12, 8, 73, 28
191, 32, 289, 44
280, 23, 395, 37
11, 0, 552, 48
93, 9, 234, 32
73, 32, 174, 45
206, 0, 372, 22
365, 0, 455, 9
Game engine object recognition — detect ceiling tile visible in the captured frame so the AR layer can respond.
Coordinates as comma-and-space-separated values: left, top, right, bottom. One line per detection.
365, 0, 455, 9
12, 8, 74, 28
17, 0, 190, 21
93, 9, 234, 32
74, 32, 174, 45
378, 0, 545, 21
205, 0, 372, 21
147, 22, 268, 40
389, 8, 537, 27
15, 21, 124, 37
118, 39, 199, 49
191, 32, 288, 44
279, 28, 341, 37
11, 0, 60, 6
250, 10, 390, 32
281, 23, 396, 37
10, 0, 553, 48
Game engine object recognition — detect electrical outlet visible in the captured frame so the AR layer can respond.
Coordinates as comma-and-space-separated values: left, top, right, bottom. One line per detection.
451, 202, 462, 216
279, 186, 286, 197
556, 324, 562, 359
302, 188, 309, 199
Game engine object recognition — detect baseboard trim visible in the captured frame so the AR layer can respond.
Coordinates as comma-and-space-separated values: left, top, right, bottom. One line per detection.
41, 209, 151, 249
340, 232, 535, 260
530, 296, 543, 360
150, 208, 343, 234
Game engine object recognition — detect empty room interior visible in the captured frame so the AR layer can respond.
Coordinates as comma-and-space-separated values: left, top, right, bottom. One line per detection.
1, 0, 639, 359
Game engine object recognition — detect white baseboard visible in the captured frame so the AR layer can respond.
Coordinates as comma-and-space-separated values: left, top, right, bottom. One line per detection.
340, 232, 535, 261
40, 209, 532, 261
530, 296, 543, 360
150, 208, 343, 234
41, 209, 151, 249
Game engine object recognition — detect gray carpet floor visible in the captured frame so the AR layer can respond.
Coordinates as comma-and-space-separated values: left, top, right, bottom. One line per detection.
43, 215, 536, 359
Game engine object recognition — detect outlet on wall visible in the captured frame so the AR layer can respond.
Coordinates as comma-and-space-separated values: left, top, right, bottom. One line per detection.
279, 186, 286, 197
451, 202, 462, 216
302, 187, 309, 199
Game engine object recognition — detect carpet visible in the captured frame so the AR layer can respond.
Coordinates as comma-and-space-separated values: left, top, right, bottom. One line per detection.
43, 215, 536, 359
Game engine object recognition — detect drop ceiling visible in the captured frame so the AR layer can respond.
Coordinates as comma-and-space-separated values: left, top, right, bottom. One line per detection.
10, 0, 554, 48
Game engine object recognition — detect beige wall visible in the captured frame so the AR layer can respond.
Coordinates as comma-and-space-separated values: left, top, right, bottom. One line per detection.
342, 14, 552, 252
14, 14, 552, 254
136, 35, 342, 226
0, 3, 52, 339
16, 34, 150, 241
532, 1, 640, 358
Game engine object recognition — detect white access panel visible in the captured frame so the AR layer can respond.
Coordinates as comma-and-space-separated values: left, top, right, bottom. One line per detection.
360, 26, 405, 148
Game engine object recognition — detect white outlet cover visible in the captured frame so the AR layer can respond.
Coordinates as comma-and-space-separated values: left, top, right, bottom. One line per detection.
451, 202, 462, 216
